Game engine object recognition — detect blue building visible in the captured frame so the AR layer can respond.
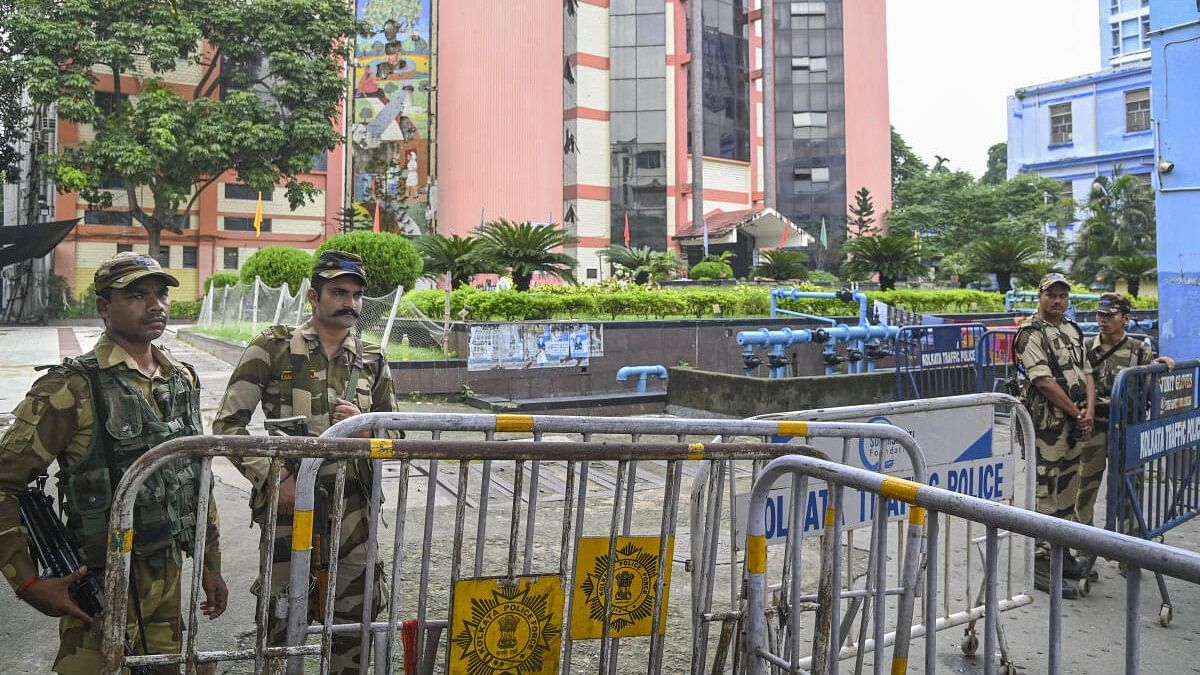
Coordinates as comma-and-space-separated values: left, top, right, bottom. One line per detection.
1149, 1, 1200, 359
1100, 0, 1152, 68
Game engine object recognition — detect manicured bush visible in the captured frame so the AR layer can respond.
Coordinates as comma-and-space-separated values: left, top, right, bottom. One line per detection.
316, 231, 424, 296
203, 271, 241, 293
689, 260, 733, 280
239, 247, 313, 289
170, 299, 202, 320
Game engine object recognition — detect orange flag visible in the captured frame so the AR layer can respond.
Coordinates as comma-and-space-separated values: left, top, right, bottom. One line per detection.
372, 178, 381, 232
623, 212, 630, 247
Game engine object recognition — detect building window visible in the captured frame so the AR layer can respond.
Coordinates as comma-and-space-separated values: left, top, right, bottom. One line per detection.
1125, 88, 1150, 132
311, 152, 328, 172
224, 216, 271, 232
223, 247, 239, 269
154, 247, 170, 269
1059, 180, 1074, 203
1140, 15, 1150, 49
224, 184, 273, 201
792, 166, 830, 193
586, 268, 598, 280
791, 1, 826, 15
94, 91, 126, 117
84, 209, 134, 226
116, 243, 133, 253
1049, 103, 1072, 145
182, 246, 198, 269
1111, 25, 1121, 55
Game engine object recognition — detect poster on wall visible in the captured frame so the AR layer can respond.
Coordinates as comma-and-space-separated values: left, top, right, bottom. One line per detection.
468, 323, 604, 371
353, 0, 432, 235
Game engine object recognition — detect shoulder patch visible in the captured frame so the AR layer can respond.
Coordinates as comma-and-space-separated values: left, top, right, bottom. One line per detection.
266, 324, 294, 340
362, 340, 384, 355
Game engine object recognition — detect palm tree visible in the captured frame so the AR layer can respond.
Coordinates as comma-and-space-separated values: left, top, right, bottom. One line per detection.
966, 235, 1042, 293
478, 219, 580, 291
1074, 172, 1155, 279
753, 249, 809, 281
600, 245, 685, 285
1015, 259, 1062, 290
1102, 254, 1157, 298
839, 235, 923, 291
414, 233, 493, 288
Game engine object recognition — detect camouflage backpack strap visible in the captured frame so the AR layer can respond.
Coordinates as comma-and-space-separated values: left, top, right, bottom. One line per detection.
52, 352, 106, 478
287, 326, 314, 422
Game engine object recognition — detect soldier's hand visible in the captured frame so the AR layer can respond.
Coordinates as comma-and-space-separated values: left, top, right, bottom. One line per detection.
275, 472, 296, 514
1155, 356, 1176, 371
331, 398, 361, 424
19, 566, 93, 625
200, 570, 228, 619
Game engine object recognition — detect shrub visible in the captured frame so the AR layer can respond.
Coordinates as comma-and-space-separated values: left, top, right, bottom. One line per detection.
807, 269, 841, 285
170, 299, 202, 320
203, 271, 241, 293
690, 260, 733, 280
316, 231, 424, 296
239, 247, 313, 289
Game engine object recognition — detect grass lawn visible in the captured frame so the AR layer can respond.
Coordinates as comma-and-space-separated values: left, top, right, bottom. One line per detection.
189, 324, 457, 361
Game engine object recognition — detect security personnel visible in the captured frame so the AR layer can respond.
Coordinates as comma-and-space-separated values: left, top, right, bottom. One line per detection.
1015, 273, 1096, 598
0, 252, 227, 674
213, 250, 397, 674
1076, 293, 1174, 526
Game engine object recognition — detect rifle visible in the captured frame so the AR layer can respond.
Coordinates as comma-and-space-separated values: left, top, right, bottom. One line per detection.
17, 479, 152, 675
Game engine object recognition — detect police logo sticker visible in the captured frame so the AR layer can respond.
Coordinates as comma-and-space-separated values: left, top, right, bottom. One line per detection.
570, 536, 674, 639
449, 575, 563, 675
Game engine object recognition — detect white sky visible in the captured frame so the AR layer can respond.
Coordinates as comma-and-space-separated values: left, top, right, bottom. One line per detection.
887, 0, 1102, 177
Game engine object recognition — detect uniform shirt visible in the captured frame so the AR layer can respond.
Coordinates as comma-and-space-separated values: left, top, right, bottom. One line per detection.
0, 333, 221, 593
1088, 333, 1155, 405
1015, 315, 1093, 425
212, 319, 398, 491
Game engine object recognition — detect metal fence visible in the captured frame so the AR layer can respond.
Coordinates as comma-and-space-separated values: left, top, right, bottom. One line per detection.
894, 323, 987, 400
1106, 358, 1200, 626
740, 452, 1200, 675
196, 277, 446, 353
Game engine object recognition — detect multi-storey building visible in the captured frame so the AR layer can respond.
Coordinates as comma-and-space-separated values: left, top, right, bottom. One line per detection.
1101, 0, 1151, 67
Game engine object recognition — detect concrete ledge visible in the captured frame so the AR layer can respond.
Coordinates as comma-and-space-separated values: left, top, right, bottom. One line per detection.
666, 366, 897, 417
466, 390, 668, 416
175, 328, 246, 365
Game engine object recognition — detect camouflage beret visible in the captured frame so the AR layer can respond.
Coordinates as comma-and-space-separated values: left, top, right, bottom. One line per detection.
1038, 272, 1071, 292
94, 252, 179, 293
313, 250, 367, 283
1097, 293, 1132, 315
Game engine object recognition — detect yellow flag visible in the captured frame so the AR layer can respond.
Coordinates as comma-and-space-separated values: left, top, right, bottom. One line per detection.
252, 191, 263, 237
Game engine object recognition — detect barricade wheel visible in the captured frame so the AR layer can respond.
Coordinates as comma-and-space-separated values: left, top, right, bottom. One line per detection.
1079, 577, 1091, 597
1160, 604, 1173, 627
961, 632, 979, 656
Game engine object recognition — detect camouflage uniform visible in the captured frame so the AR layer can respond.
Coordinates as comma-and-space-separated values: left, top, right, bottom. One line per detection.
212, 317, 397, 674
1015, 314, 1092, 549
1076, 333, 1155, 525
0, 333, 220, 674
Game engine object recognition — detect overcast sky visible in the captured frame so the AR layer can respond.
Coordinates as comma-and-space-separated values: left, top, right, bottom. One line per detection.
887, 0, 1102, 177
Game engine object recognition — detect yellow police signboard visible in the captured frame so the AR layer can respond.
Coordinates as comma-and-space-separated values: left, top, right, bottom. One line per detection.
570, 536, 674, 639
449, 575, 564, 675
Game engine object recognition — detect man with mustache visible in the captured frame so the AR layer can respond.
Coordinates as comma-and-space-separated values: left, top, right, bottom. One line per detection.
213, 250, 397, 673
0, 252, 227, 673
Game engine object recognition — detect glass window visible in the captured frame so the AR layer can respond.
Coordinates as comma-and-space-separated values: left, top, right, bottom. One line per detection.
811, 167, 830, 182
611, 0, 635, 14
637, 111, 666, 144
224, 216, 271, 232
84, 209, 133, 226
311, 152, 328, 172
1111, 26, 1121, 55
223, 247, 239, 269
224, 184, 273, 201
635, 46, 664, 78
612, 112, 636, 143
1125, 88, 1150, 132
792, 111, 828, 127
182, 246, 198, 269
154, 247, 171, 269
792, 1, 827, 15
611, 15, 637, 46
636, 14, 665, 45
1140, 15, 1150, 49
116, 243, 133, 253
1049, 103, 1072, 145
611, 80, 638, 111
636, 79, 666, 111
610, 48, 637, 79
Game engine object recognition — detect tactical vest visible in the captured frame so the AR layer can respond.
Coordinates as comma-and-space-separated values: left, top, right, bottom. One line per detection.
56, 351, 204, 569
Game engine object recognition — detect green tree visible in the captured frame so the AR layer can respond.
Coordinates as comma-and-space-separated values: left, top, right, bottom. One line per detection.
415, 233, 492, 288
839, 235, 923, 291
965, 235, 1042, 293
847, 187, 877, 237
1102, 254, 1156, 298
753, 249, 809, 281
891, 126, 928, 196
982, 142, 1008, 185
316, 231, 424, 295
239, 247, 313, 289
12, 0, 362, 257
203, 271, 241, 293
478, 219, 579, 291
602, 245, 685, 285
0, 0, 29, 184
1074, 172, 1155, 281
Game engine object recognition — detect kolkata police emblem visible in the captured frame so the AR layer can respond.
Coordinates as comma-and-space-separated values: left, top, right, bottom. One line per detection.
450, 579, 561, 675
580, 541, 660, 632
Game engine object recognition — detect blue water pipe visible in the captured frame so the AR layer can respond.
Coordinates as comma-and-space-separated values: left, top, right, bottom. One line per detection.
736, 324, 900, 377
616, 365, 668, 393
770, 287, 869, 326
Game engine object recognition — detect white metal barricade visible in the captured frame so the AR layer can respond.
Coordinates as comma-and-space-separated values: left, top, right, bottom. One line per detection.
690, 393, 1036, 674
97, 416, 927, 674
741, 453, 1200, 675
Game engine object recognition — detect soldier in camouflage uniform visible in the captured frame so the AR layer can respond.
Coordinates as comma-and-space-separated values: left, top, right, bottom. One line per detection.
1076, 293, 1174, 526
0, 252, 227, 674
213, 250, 397, 674
1015, 273, 1096, 598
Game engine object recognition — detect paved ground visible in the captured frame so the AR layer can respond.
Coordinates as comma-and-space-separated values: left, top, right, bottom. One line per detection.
0, 324, 1198, 673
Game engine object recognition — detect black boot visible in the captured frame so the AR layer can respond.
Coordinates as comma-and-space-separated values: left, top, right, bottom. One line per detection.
1064, 552, 1099, 581
1035, 557, 1079, 599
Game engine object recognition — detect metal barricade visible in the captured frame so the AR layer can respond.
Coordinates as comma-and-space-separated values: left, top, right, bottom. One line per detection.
692, 393, 1035, 674
97, 416, 926, 674
1106, 358, 1200, 626
895, 323, 987, 399
741, 453, 1200, 675
975, 328, 1019, 396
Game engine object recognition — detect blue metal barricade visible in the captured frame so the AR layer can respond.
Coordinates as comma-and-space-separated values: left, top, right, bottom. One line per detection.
974, 328, 1019, 395
895, 323, 987, 399
1107, 358, 1200, 626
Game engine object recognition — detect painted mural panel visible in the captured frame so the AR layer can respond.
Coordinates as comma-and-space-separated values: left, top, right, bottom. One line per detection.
353, 0, 432, 235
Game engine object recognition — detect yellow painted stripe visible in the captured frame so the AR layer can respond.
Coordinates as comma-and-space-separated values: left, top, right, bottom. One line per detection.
495, 414, 535, 432
890, 657, 908, 675
292, 510, 314, 551
775, 421, 809, 437
746, 534, 767, 574
369, 438, 394, 459
825, 507, 837, 527
687, 442, 705, 460
908, 506, 927, 526
109, 527, 133, 554
880, 476, 922, 505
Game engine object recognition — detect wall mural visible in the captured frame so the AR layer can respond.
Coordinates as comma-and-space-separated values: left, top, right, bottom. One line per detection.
353, 0, 432, 235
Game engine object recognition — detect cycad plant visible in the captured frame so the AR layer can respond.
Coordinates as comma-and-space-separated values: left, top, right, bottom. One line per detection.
839, 235, 923, 290
965, 235, 1042, 293
415, 233, 493, 288
753, 249, 809, 281
1102, 254, 1157, 298
478, 219, 579, 291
